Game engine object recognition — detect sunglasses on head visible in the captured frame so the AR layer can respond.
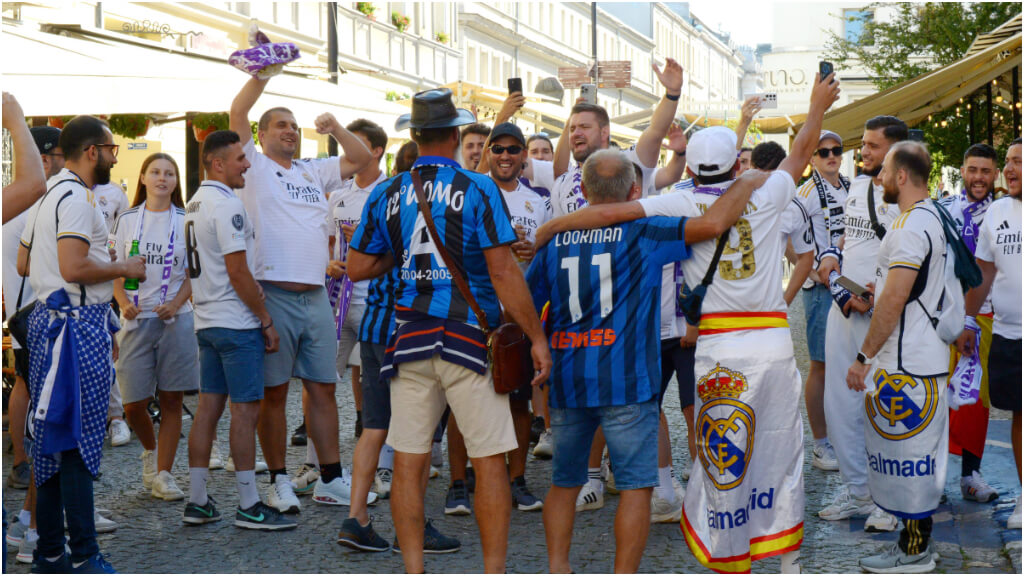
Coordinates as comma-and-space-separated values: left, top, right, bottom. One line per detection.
816, 146, 843, 158
490, 144, 523, 155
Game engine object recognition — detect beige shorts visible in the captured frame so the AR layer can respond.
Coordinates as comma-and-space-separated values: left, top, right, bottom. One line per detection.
387, 355, 516, 458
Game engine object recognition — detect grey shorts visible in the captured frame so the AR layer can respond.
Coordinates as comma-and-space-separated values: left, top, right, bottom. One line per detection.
262, 282, 337, 386
337, 301, 366, 377
116, 314, 200, 405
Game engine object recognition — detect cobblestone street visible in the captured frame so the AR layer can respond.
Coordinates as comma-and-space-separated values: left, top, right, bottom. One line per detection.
3, 296, 1020, 574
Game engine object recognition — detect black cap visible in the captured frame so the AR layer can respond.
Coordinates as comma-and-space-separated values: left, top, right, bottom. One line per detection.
489, 122, 525, 147
31, 126, 61, 155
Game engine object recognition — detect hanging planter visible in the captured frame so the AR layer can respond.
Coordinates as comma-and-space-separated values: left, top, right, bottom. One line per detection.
435, 32, 449, 44
392, 12, 409, 33
356, 2, 376, 20
107, 114, 151, 140
191, 112, 229, 142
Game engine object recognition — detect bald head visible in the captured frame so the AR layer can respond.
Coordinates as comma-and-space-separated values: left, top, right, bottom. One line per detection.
581, 149, 636, 204
887, 141, 931, 187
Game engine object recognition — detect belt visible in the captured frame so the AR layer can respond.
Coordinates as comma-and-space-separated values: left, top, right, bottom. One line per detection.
699, 311, 789, 335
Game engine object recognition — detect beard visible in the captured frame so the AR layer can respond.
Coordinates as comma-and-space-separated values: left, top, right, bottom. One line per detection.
881, 183, 899, 204
862, 164, 882, 178
94, 159, 113, 185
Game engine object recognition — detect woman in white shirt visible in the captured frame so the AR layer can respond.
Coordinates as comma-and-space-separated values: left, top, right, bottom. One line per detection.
112, 153, 199, 501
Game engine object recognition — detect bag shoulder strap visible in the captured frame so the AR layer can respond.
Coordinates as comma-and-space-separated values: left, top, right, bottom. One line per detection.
867, 181, 887, 240
410, 169, 491, 332
699, 230, 731, 287
18, 179, 80, 309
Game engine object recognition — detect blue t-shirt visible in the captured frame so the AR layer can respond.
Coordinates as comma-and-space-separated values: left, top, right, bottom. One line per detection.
526, 217, 690, 409
352, 156, 517, 329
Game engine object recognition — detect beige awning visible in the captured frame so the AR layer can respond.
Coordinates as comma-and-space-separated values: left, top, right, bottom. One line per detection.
1, 24, 408, 136
792, 24, 1022, 151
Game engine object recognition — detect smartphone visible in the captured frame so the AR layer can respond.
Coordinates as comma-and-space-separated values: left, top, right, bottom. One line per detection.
837, 275, 871, 300
908, 129, 924, 142
744, 93, 778, 109
580, 83, 597, 105
819, 61, 834, 82
507, 77, 523, 95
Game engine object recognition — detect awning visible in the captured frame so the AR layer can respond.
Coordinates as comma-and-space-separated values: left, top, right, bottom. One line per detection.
612, 108, 806, 135
1, 24, 409, 137
792, 22, 1022, 151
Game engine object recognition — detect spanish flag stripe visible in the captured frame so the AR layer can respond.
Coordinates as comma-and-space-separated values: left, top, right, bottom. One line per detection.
680, 508, 752, 573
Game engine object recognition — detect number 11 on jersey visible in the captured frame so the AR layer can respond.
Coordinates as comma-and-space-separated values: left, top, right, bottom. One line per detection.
560, 253, 613, 322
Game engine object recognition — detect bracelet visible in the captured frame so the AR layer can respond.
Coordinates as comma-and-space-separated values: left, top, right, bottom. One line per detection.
666, 93, 681, 101
261, 319, 274, 331
674, 149, 686, 158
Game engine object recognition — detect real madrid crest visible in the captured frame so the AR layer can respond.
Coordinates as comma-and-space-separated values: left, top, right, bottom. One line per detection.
525, 200, 534, 213
866, 369, 938, 441
696, 363, 755, 491
303, 172, 313, 182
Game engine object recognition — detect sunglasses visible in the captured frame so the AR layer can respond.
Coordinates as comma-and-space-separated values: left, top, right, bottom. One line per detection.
93, 144, 120, 158
490, 144, 523, 155
816, 146, 843, 158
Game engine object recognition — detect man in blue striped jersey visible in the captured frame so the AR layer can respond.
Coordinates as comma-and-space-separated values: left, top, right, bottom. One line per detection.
528, 149, 767, 573
347, 88, 551, 574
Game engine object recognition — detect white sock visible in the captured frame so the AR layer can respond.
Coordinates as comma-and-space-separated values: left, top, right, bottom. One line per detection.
305, 441, 319, 467
24, 528, 38, 543
656, 467, 675, 501
815, 437, 830, 449
378, 444, 395, 470
189, 467, 209, 506
18, 509, 31, 526
236, 470, 259, 509
780, 550, 801, 573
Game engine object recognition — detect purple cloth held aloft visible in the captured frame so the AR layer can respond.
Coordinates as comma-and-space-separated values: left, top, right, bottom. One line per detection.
229, 43, 301, 79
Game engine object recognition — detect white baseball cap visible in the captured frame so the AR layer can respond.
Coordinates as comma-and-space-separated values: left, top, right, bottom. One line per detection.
688, 126, 738, 177
818, 130, 843, 146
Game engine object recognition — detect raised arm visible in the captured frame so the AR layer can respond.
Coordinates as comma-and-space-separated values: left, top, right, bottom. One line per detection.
475, 92, 526, 173
683, 170, 769, 244
634, 58, 683, 168
2, 93, 46, 224
734, 95, 762, 150
229, 76, 270, 145
534, 202, 647, 248
314, 113, 372, 179
778, 73, 840, 184
654, 123, 688, 189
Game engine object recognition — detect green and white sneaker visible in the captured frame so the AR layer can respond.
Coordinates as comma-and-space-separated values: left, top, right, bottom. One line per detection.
183, 496, 221, 525
235, 501, 297, 531
860, 542, 936, 574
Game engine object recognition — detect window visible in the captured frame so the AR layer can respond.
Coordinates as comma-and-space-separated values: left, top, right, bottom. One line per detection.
844, 9, 873, 43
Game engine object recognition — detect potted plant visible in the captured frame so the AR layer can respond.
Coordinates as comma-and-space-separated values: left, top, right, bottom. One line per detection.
356, 2, 375, 19
435, 31, 449, 44
47, 116, 73, 129
391, 11, 409, 33
191, 112, 229, 142
107, 114, 151, 140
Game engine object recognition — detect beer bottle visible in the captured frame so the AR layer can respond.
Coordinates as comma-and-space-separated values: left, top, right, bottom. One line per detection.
124, 240, 140, 290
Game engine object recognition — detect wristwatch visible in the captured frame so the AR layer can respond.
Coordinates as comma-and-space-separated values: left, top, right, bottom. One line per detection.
856, 351, 872, 365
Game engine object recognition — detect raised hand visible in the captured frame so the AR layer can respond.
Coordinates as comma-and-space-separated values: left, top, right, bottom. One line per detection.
653, 58, 683, 94
315, 113, 341, 135
666, 123, 688, 153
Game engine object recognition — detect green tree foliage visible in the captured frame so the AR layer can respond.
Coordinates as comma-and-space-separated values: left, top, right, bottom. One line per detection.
825, 3, 1021, 187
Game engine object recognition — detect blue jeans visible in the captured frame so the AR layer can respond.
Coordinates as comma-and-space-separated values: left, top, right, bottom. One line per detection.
802, 284, 831, 362
197, 327, 265, 403
36, 449, 98, 562
550, 399, 659, 491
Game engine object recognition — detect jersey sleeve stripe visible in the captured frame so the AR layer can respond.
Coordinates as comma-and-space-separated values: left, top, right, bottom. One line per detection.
56, 231, 91, 242
889, 262, 921, 270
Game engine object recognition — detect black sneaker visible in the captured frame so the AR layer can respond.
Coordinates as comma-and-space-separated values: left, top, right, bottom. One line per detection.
392, 520, 460, 554
291, 421, 307, 446
444, 481, 472, 516
235, 501, 297, 531
183, 496, 221, 525
530, 416, 545, 444
337, 517, 390, 552
31, 551, 71, 574
355, 411, 363, 439
511, 476, 543, 511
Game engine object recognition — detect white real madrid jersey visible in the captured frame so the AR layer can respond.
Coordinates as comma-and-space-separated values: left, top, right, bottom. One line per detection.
841, 176, 898, 286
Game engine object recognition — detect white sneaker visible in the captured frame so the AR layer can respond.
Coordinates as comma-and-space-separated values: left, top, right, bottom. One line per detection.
575, 480, 604, 512
1008, 498, 1022, 529
94, 510, 118, 533
651, 490, 682, 523
960, 471, 998, 502
812, 443, 840, 471
267, 477, 301, 514
313, 474, 378, 506
152, 470, 185, 501
226, 456, 269, 473
819, 486, 875, 520
864, 505, 898, 532
533, 430, 553, 459
375, 468, 392, 499
208, 444, 225, 470
15, 531, 37, 563
292, 464, 320, 496
672, 475, 685, 502
860, 541, 935, 573
141, 449, 157, 489
109, 419, 131, 447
